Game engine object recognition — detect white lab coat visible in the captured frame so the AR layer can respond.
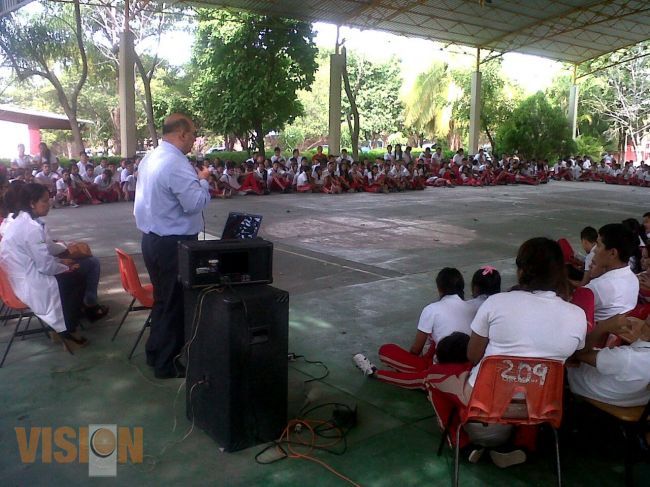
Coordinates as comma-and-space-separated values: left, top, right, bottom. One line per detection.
0, 211, 68, 332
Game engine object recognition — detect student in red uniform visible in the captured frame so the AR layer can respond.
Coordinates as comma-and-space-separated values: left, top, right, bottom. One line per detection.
93, 169, 120, 202
296, 165, 314, 193
364, 164, 388, 193
311, 145, 328, 166
239, 162, 265, 195
322, 161, 342, 194
352, 267, 501, 390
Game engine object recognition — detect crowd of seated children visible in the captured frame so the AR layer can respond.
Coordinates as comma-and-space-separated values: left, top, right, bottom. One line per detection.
6, 150, 139, 208
199, 146, 649, 199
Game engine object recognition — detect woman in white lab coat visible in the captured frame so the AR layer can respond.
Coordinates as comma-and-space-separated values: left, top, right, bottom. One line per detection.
0, 183, 87, 347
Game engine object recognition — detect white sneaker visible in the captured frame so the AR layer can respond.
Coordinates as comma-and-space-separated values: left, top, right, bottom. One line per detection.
70, 202, 79, 208
468, 448, 485, 463
352, 353, 376, 376
489, 449, 527, 468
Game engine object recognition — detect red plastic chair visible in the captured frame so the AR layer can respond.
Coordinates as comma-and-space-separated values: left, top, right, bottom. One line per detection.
111, 249, 154, 360
571, 287, 595, 333
454, 356, 564, 487
557, 238, 575, 265
0, 266, 54, 367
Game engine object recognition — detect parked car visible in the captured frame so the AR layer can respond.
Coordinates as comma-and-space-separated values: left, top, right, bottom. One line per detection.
206, 146, 226, 154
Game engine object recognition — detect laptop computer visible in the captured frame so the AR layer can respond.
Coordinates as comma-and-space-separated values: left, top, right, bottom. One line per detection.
221, 212, 263, 240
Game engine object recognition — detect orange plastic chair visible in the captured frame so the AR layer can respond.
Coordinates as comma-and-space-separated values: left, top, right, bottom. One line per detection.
111, 249, 154, 359
0, 266, 53, 367
454, 356, 564, 487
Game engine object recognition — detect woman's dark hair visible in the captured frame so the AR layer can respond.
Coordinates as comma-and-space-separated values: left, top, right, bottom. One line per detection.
471, 267, 502, 297
18, 183, 49, 214
435, 267, 465, 299
515, 237, 566, 293
436, 332, 470, 364
599, 222, 636, 265
621, 218, 643, 272
1, 180, 26, 217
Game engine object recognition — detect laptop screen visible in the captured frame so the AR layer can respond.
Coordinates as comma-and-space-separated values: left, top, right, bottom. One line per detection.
221, 212, 263, 240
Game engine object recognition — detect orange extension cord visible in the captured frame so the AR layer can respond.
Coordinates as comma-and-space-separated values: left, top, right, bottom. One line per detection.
273, 418, 361, 487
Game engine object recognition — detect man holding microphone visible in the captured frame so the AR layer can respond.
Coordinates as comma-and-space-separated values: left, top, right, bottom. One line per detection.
134, 113, 210, 379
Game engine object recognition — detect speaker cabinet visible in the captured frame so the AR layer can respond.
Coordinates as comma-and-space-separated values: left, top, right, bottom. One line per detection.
184, 285, 288, 452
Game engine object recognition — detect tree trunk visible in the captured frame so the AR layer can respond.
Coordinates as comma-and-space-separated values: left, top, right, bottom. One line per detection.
484, 124, 495, 152
255, 122, 265, 156
134, 54, 159, 147
112, 107, 121, 155
341, 48, 359, 160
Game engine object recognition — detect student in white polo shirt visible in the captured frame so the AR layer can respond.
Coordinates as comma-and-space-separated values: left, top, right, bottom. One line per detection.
461, 238, 586, 467
585, 223, 639, 322
568, 315, 650, 407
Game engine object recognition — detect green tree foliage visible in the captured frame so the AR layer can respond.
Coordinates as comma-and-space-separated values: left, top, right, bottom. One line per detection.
342, 52, 404, 145
278, 49, 331, 151
403, 61, 453, 146
190, 10, 318, 155
578, 42, 650, 157
574, 135, 604, 161
0, 0, 89, 152
499, 92, 576, 160
545, 74, 611, 146
452, 60, 523, 152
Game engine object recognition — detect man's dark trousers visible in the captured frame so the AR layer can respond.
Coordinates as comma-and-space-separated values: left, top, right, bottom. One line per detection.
141, 232, 197, 375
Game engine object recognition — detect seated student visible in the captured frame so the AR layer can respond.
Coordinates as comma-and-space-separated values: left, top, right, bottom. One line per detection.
120, 160, 135, 201
208, 173, 227, 198
123, 169, 137, 201
239, 162, 265, 195
569, 226, 598, 287
568, 314, 650, 407
348, 162, 365, 191
311, 145, 328, 166
93, 169, 120, 202
585, 223, 639, 322
363, 165, 387, 193
220, 164, 242, 196
352, 267, 501, 390
296, 165, 314, 193
423, 238, 587, 467
322, 161, 342, 194
54, 170, 79, 208
270, 146, 285, 165
34, 163, 58, 197
311, 164, 325, 192
0, 183, 89, 349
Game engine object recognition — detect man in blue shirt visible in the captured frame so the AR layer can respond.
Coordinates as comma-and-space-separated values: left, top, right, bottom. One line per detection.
134, 113, 210, 378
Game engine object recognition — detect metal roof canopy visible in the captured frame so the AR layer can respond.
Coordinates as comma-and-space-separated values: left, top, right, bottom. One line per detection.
0, 105, 91, 129
188, 0, 650, 65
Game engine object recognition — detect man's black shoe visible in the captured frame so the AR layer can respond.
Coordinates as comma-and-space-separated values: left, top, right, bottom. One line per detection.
154, 364, 186, 379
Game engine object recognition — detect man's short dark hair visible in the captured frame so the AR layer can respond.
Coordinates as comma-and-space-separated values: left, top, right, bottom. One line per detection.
598, 223, 636, 263
162, 115, 192, 135
580, 226, 598, 243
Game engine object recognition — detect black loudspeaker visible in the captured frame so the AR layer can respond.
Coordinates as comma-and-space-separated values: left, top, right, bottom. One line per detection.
178, 239, 273, 288
184, 284, 289, 452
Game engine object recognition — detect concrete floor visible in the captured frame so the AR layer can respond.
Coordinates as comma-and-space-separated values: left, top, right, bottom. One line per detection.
1, 181, 649, 486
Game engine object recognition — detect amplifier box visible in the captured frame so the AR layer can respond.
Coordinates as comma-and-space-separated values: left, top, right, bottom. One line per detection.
178, 239, 273, 288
